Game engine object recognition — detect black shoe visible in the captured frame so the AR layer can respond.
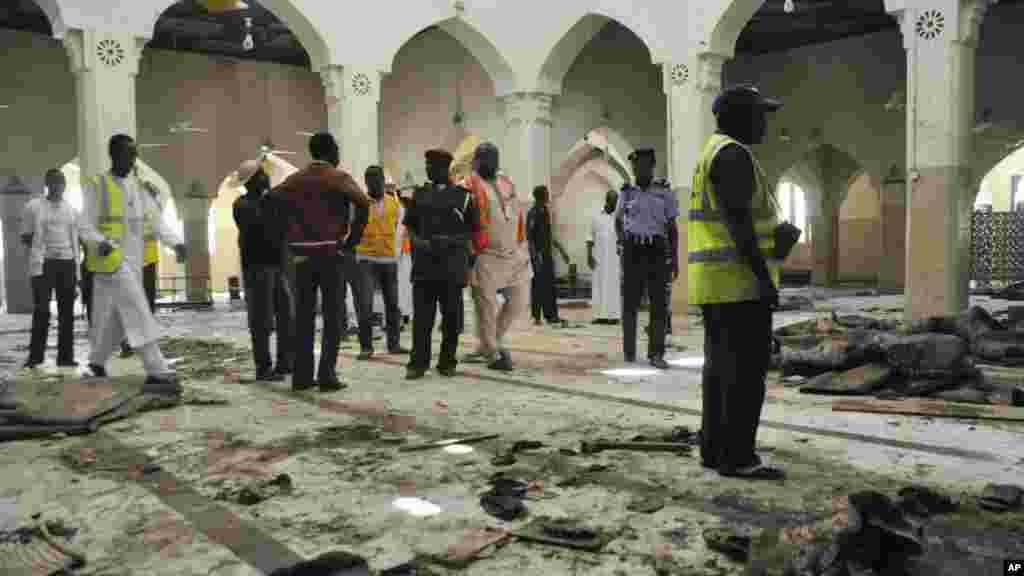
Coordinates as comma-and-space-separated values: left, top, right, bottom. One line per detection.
142, 374, 183, 396
649, 357, 670, 370
318, 378, 347, 392
86, 363, 107, 378
357, 350, 374, 361
292, 381, 316, 392
256, 370, 284, 382
487, 352, 513, 372
388, 347, 411, 355
23, 360, 41, 370
56, 360, 78, 368
405, 368, 427, 380
624, 354, 636, 363
272, 365, 292, 376
120, 343, 134, 358
437, 365, 456, 377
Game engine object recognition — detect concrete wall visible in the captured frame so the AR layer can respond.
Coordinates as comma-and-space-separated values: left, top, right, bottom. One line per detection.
838, 172, 882, 281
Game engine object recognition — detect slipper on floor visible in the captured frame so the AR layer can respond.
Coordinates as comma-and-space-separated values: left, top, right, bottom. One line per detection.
702, 527, 751, 562
480, 492, 527, 521
718, 464, 785, 480
978, 483, 1023, 512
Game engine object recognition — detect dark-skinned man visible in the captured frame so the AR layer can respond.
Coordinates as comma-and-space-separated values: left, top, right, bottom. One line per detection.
616, 148, 677, 370
79, 134, 187, 394
233, 159, 294, 382
689, 85, 785, 480
405, 149, 479, 380
527, 185, 569, 326
271, 132, 369, 392
353, 165, 407, 359
587, 189, 621, 324
23, 168, 79, 369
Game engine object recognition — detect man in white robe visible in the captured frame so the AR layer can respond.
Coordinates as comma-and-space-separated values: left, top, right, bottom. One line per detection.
79, 134, 186, 393
588, 189, 622, 324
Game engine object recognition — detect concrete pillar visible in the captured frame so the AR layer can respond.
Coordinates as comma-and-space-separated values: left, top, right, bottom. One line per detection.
63, 29, 144, 182
321, 64, 382, 179
891, 1, 991, 322
663, 53, 729, 319
879, 171, 907, 291
812, 192, 839, 286
501, 92, 555, 201
183, 182, 212, 302
0, 177, 43, 313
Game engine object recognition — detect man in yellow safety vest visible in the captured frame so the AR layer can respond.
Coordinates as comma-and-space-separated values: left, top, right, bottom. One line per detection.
79, 134, 187, 395
688, 86, 784, 480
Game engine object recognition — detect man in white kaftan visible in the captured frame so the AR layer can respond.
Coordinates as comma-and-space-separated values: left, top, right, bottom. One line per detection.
587, 190, 622, 323
79, 135, 186, 391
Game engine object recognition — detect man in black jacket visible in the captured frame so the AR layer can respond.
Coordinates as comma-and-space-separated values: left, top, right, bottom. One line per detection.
233, 160, 293, 381
527, 185, 569, 326
405, 149, 479, 379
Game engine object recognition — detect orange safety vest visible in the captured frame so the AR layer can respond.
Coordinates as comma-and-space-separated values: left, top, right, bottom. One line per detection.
459, 172, 523, 254
400, 225, 411, 254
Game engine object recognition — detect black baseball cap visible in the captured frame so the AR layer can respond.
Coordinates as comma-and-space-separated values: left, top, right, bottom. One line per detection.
628, 148, 656, 162
712, 85, 782, 116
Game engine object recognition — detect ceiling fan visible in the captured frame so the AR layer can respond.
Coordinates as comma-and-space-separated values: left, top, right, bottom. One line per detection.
169, 120, 210, 134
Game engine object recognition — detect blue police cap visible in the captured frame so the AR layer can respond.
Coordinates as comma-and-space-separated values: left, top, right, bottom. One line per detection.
712, 85, 782, 117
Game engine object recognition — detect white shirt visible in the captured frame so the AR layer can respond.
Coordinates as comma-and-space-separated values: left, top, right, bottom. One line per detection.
26, 197, 79, 277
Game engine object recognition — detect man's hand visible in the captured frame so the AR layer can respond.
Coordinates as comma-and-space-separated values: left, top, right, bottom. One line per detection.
98, 241, 114, 257
672, 260, 680, 281
588, 255, 597, 270
759, 277, 779, 309
174, 243, 188, 262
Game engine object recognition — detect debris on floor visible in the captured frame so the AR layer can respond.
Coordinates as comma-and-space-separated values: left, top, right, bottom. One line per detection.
772, 307, 1024, 412
977, 483, 1023, 512
267, 550, 368, 576
479, 478, 529, 521
0, 516, 86, 575
511, 517, 615, 551
436, 527, 511, 568
216, 473, 294, 506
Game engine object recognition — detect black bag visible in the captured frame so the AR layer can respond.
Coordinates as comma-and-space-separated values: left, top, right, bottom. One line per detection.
773, 221, 802, 260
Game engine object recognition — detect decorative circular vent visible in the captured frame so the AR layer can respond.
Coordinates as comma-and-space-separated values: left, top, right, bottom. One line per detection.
915, 9, 945, 40
351, 72, 371, 96
96, 39, 125, 67
670, 63, 689, 85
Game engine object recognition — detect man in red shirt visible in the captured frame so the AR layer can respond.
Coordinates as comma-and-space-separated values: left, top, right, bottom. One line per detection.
270, 133, 370, 392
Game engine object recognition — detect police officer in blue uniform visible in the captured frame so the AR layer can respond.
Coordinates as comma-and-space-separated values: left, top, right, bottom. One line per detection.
616, 148, 678, 370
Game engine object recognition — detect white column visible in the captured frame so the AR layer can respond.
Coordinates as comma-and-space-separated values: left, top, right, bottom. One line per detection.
321, 64, 382, 178
662, 53, 728, 317
501, 92, 554, 200
63, 29, 145, 182
892, 1, 990, 322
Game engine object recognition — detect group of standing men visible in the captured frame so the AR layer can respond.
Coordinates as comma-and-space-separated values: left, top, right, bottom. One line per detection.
22, 134, 188, 395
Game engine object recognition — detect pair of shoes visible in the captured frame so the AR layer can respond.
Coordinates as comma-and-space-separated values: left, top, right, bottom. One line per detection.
388, 347, 411, 355
405, 367, 427, 380
56, 360, 78, 368
317, 377, 347, 392
649, 357, 670, 370
23, 360, 41, 370
272, 365, 292, 377
86, 363, 107, 378
718, 461, 785, 480
120, 343, 133, 358
487, 352, 513, 372
547, 318, 565, 325
256, 369, 284, 382
357, 350, 374, 361
437, 365, 456, 377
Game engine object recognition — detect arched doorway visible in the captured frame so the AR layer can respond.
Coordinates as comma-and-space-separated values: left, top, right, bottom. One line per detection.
837, 171, 882, 283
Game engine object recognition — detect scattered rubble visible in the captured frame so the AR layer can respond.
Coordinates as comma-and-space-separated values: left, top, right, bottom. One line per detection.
216, 473, 294, 506
511, 517, 615, 551
773, 307, 1024, 413
267, 550, 368, 576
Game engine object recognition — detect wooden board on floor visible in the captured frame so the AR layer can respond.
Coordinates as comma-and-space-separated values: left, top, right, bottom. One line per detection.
832, 398, 1024, 421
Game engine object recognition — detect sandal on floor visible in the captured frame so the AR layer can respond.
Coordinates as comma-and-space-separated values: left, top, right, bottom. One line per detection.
719, 463, 785, 480
702, 527, 751, 562
978, 483, 1023, 512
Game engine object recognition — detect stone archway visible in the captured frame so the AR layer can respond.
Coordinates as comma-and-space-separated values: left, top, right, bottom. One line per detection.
536, 11, 659, 96
142, 0, 328, 69
22, 0, 64, 37
704, 0, 767, 57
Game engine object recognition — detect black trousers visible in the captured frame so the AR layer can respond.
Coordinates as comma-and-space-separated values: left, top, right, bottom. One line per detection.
410, 280, 463, 371
293, 255, 342, 385
356, 260, 401, 352
441, 288, 465, 335
700, 301, 772, 471
244, 265, 294, 372
29, 259, 77, 365
143, 263, 158, 313
80, 263, 93, 325
530, 253, 559, 322
621, 240, 669, 360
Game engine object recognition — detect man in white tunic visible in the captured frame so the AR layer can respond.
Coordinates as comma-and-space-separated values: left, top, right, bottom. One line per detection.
79, 134, 186, 393
587, 189, 621, 324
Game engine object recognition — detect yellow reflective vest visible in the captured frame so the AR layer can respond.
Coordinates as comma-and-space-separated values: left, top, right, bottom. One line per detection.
688, 133, 780, 305
85, 174, 126, 273
143, 217, 159, 266
356, 194, 401, 258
